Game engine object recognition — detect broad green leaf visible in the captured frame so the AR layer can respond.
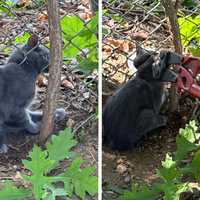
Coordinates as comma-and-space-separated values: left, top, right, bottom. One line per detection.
46, 128, 77, 169
157, 154, 181, 182
118, 184, 161, 200
187, 150, 200, 180
22, 145, 54, 200
86, 13, 98, 33
163, 183, 189, 200
78, 59, 98, 74
179, 120, 199, 143
61, 16, 84, 40
175, 134, 198, 161
60, 158, 98, 199
188, 46, 200, 57
15, 32, 30, 44
175, 121, 199, 161
0, 5, 14, 16
61, 14, 98, 62
43, 184, 67, 200
0, 182, 31, 200
182, 0, 198, 8
178, 15, 200, 47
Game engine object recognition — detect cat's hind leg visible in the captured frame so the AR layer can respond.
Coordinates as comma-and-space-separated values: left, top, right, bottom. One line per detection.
0, 125, 9, 153
136, 109, 167, 137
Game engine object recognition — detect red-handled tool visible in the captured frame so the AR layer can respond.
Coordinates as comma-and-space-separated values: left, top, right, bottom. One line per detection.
176, 56, 200, 100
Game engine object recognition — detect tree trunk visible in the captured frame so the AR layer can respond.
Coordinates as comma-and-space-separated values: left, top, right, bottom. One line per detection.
39, 0, 62, 142
161, 0, 182, 112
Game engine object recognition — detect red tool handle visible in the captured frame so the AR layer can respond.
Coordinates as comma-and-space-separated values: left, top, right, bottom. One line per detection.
177, 66, 200, 100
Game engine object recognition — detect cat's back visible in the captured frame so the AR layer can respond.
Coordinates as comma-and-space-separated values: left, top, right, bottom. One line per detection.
103, 77, 152, 116
0, 63, 35, 104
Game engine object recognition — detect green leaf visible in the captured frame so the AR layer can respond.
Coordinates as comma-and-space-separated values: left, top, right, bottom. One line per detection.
178, 15, 200, 48
163, 183, 189, 200
78, 59, 98, 74
46, 128, 77, 169
187, 150, 200, 180
118, 184, 161, 200
0, 3, 14, 16
15, 32, 30, 44
86, 13, 98, 33
188, 46, 200, 57
157, 154, 181, 182
61, 14, 98, 63
175, 120, 199, 161
43, 184, 67, 200
60, 158, 98, 199
22, 145, 54, 200
0, 182, 31, 200
175, 134, 198, 161
61, 15, 84, 40
179, 120, 199, 143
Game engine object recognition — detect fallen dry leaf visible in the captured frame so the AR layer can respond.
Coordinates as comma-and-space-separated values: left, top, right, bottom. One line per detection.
66, 118, 75, 128
17, 0, 31, 7
131, 30, 148, 41
124, 175, 131, 183
37, 13, 48, 21
104, 37, 134, 53
79, 10, 93, 20
107, 19, 115, 28
36, 74, 48, 87
61, 79, 75, 90
81, 0, 90, 7
116, 163, 127, 175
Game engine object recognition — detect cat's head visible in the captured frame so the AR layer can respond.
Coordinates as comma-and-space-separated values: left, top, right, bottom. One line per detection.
8, 35, 49, 73
134, 46, 177, 82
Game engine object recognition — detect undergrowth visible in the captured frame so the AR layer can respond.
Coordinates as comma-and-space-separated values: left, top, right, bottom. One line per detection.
0, 129, 98, 200
119, 121, 200, 200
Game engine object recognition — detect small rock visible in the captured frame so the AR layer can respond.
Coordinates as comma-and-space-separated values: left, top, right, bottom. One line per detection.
61, 79, 75, 90
104, 152, 116, 160
116, 158, 123, 164
83, 92, 90, 99
66, 118, 75, 128
116, 164, 127, 174
37, 75, 48, 87
124, 175, 131, 183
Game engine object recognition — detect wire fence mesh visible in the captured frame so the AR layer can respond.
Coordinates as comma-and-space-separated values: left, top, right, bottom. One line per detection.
102, 0, 200, 87
0, 0, 98, 132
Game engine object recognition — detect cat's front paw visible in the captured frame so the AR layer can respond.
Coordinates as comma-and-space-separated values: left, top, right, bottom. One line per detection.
0, 144, 8, 153
54, 108, 67, 122
25, 121, 40, 135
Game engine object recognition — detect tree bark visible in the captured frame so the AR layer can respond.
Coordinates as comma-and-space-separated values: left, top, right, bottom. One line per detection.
161, 0, 182, 112
39, 0, 62, 142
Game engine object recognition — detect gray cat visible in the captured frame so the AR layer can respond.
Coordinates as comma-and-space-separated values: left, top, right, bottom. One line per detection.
0, 35, 66, 153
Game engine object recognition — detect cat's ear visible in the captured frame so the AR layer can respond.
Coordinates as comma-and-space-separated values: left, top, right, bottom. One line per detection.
27, 34, 39, 48
134, 45, 152, 69
136, 45, 146, 57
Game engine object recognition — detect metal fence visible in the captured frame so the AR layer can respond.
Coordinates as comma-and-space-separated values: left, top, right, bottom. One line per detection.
102, 0, 200, 86
0, 0, 98, 142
